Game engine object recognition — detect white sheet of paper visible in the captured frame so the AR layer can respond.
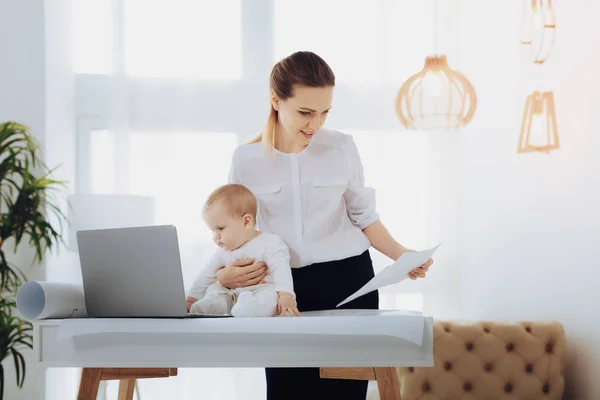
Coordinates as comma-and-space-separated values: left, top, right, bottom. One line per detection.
337, 243, 442, 307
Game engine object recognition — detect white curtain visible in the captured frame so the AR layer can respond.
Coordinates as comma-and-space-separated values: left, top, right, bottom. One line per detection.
50, 0, 461, 399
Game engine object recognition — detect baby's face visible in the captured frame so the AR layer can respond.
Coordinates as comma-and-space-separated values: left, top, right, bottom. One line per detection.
203, 202, 252, 251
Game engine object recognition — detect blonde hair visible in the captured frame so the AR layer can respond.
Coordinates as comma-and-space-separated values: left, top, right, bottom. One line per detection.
249, 51, 335, 156
203, 184, 257, 219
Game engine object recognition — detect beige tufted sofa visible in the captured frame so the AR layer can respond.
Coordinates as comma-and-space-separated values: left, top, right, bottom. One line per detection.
322, 321, 566, 400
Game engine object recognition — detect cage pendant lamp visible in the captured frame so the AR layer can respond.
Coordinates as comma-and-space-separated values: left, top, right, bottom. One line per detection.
520, 0, 556, 64
518, 91, 559, 154
395, 1, 477, 130
395, 55, 477, 130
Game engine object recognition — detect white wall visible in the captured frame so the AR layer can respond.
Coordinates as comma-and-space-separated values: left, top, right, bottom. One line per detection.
457, 1, 600, 399
0, 0, 76, 399
420, 0, 464, 320
0, 1, 46, 399
43, 0, 78, 397
44, 0, 77, 282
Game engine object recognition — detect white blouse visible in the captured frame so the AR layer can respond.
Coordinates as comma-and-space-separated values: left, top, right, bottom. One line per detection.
228, 128, 379, 268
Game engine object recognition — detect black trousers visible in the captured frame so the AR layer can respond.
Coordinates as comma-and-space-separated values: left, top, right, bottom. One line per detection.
265, 250, 379, 400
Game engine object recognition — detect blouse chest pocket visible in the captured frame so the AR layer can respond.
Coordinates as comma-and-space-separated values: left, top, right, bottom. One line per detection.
252, 184, 281, 196
308, 178, 348, 213
248, 184, 284, 217
312, 178, 348, 188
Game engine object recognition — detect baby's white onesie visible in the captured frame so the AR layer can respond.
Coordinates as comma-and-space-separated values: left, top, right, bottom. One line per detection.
187, 232, 295, 317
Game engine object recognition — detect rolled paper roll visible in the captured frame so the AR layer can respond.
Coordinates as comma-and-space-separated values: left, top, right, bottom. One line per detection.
16, 281, 88, 320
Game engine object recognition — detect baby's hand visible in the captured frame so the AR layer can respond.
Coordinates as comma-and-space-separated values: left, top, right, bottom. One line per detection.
277, 292, 299, 317
186, 296, 198, 313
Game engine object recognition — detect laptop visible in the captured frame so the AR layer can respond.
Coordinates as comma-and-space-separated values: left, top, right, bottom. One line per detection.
76, 224, 231, 318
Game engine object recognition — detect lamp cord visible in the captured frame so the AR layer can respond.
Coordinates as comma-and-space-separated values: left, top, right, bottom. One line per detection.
433, 0, 438, 55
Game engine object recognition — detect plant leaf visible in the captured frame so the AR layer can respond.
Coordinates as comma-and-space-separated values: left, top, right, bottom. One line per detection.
11, 349, 26, 387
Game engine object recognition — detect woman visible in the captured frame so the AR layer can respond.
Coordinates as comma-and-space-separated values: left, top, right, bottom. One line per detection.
216, 51, 433, 400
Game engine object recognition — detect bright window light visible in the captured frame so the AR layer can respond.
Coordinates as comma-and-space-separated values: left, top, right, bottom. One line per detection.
124, 0, 242, 79
73, 0, 113, 74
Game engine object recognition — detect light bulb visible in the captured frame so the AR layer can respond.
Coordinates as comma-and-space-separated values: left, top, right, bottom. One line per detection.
529, 112, 547, 147
424, 70, 442, 97
532, 7, 543, 32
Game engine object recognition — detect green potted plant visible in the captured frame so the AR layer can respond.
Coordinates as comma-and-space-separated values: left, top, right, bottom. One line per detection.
0, 121, 67, 400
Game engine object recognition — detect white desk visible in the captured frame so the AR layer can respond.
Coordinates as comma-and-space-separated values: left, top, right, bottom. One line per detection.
33, 313, 434, 399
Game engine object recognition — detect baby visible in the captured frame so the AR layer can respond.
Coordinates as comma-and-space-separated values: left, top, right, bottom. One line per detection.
185, 183, 299, 317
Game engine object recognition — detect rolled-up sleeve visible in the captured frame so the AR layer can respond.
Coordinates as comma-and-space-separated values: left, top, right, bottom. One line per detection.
344, 137, 379, 229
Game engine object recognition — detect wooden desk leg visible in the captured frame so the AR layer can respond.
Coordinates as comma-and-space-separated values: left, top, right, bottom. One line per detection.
77, 367, 176, 400
77, 368, 103, 400
118, 379, 136, 400
374, 367, 401, 400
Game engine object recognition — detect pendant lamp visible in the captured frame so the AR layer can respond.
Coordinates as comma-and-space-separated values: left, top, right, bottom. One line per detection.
517, 91, 559, 154
395, 0, 477, 130
520, 0, 556, 64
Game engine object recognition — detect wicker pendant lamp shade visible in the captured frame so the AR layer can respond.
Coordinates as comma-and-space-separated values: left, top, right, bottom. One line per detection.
520, 0, 556, 64
517, 0, 560, 155
395, 1, 477, 130
395, 55, 477, 130
518, 91, 559, 154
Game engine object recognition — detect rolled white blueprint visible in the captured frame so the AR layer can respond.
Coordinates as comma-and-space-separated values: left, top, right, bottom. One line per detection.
16, 281, 88, 320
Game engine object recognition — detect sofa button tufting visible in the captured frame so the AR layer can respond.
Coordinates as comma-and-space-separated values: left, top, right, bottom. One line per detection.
408, 367, 414, 373
546, 343, 553, 353
483, 327, 490, 333
443, 362, 452, 370
465, 343, 474, 351
464, 383, 472, 392
444, 326, 450, 333
505, 383, 513, 393
525, 364, 533, 373
543, 384, 550, 393
484, 363, 493, 372
525, 326, 532, 333
506, 343, 514, 352
423, 382, 430, 392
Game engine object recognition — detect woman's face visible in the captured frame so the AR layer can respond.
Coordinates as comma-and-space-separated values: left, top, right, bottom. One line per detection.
273, 85, 334, 149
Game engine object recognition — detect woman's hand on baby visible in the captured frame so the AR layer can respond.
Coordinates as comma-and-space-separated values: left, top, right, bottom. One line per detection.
216, 258, 268, 289
277, 292, 300, 317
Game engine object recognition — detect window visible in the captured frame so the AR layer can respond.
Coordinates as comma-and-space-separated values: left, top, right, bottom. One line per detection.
90, 130, 116, 193
73, 0, 113, 74
73, 0, 242, 78
124, 0, 242, 78
343, 129, 428, 297
274, 0, 435, 85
